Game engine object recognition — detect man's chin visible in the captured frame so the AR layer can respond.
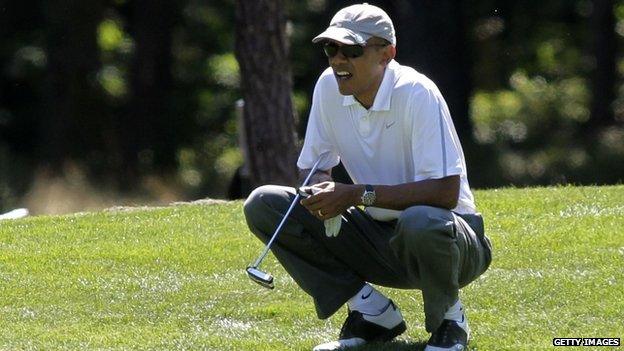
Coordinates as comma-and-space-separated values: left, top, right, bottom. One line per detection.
336, 84, 353, 96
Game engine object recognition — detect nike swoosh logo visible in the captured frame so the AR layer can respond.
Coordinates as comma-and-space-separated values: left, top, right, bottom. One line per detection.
385, 121, 396, 129
361, 290, 373, 299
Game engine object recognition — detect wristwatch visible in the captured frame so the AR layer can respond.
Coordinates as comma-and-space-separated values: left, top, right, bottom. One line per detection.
361, 184, 376, 206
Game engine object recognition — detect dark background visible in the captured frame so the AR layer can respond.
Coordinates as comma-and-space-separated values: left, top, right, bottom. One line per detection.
1, 0, 622, 214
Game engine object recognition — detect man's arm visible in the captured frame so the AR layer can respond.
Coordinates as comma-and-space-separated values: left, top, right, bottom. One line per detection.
298, 167, 333, 185
362, 175, 460, 210
300, 175, 460, 219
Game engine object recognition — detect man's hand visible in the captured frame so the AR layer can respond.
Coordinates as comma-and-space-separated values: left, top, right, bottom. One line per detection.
299, 182, 361, 220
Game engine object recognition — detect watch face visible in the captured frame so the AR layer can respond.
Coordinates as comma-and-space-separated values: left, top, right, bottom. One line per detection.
362, 192, 375, 206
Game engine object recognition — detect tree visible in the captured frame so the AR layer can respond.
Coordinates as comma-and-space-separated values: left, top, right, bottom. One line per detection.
234, 0, 298, 188
41, 0, 106, 172
588, 0, 616, 128
385, 0, 474, 143
123, 0, 179, 187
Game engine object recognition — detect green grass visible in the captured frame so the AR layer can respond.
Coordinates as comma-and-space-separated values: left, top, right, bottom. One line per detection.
0, 186, 623, 350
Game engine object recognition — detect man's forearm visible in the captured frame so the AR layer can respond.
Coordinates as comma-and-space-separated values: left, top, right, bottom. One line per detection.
298, 168, 333, 185
349, 175, 460, 210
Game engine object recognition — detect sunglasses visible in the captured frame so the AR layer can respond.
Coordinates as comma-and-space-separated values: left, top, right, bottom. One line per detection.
322, 42, 388, 59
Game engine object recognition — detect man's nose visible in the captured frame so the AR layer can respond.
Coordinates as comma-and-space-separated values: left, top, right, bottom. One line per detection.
329, 51, 348, 64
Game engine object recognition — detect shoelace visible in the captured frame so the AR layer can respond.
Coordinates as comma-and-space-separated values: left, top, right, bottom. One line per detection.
431, 320, 452, 345
442, 326, 449, 343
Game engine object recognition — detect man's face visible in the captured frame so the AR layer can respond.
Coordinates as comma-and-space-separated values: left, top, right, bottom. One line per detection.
325, 39, 394, 105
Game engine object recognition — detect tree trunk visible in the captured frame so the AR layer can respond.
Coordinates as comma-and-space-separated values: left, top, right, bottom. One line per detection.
387, 0, 474, 143
235, 0, 298, 188
42, 0, 105, 172
123, 0, 177, 187
588, 0, 615, 127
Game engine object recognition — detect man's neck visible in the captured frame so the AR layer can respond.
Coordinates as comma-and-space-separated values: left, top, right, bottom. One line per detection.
354, 67, 386, 110
354, 95, 372, 109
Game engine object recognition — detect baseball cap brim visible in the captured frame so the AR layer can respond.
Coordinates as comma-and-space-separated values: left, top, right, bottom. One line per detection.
312, 26, 371, 45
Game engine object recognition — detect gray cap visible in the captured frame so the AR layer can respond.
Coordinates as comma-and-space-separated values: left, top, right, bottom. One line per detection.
312, 3, 396, 45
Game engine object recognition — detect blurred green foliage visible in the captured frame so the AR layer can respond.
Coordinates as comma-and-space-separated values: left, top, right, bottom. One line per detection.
468, 0, 623, 186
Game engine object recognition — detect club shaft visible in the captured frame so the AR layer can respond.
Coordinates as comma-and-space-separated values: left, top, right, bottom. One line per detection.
251, 157, 324, 268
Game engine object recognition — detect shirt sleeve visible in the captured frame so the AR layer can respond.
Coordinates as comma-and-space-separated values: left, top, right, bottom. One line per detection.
410, 87, 464, 181
297, 76, 340, 171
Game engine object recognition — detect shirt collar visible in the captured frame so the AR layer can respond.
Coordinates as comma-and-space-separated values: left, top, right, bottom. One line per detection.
342, 60, 397, 111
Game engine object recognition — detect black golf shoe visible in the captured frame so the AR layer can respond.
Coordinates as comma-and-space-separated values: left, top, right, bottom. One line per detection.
424, 315, 470, 351
313, 300, 406, 351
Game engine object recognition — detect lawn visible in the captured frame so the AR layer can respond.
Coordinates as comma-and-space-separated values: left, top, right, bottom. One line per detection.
0, 186, 622, 350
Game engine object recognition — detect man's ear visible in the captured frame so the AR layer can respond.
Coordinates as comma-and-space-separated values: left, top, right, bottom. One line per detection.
381, 45, 396, 65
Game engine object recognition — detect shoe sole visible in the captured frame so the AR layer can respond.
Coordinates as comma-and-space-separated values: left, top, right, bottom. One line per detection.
313, 322, 407, 351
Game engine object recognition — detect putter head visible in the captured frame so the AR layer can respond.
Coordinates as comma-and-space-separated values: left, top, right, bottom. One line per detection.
246, 266, 274, 289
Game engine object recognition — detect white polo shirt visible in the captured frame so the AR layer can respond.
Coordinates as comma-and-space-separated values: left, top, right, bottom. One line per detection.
297, 60, 476, 220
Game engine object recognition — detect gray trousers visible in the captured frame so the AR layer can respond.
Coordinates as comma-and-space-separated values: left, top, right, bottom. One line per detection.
243, 185, 492, 332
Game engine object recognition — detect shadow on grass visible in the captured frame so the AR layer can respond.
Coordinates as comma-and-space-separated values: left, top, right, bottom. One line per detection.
349, 340, 427, 350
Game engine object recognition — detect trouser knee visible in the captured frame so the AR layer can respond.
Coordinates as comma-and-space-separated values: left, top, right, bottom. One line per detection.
243, 185, 265, 220
392, 205, 454, 251
243, 185, 291, 237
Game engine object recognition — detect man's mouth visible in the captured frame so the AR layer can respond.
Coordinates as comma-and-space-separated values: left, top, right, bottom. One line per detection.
334, 70, 353, 81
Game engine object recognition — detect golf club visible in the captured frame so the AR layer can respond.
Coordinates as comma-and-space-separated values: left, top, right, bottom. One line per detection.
246, 156, 324, 289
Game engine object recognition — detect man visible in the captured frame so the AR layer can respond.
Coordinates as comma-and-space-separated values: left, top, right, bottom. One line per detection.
243, 3, 492, 351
